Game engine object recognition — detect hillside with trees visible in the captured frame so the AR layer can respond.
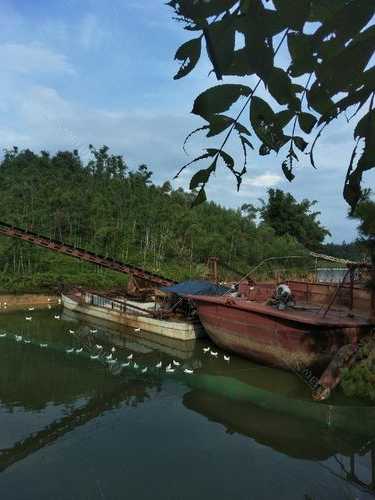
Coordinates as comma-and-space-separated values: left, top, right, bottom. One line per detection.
0, 146, 332, 292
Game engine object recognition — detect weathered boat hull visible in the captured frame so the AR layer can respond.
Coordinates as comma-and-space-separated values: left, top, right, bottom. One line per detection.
62, 294, 205, 341
192, 296, 371, 371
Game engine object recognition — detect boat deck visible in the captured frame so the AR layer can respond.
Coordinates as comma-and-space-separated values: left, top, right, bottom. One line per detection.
62, 292, 205, 340
187, 295, 372, 328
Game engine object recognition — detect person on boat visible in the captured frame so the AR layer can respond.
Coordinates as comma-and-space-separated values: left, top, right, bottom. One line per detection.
271, 283, 295, 310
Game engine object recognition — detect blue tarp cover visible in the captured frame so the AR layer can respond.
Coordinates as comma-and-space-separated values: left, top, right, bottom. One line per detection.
161, 280, 230, 296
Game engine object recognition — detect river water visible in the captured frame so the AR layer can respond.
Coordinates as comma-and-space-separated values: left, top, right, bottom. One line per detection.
0, 307, 374, 500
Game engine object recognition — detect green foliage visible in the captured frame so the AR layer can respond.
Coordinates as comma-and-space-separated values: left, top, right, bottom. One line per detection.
174, 37, 202, 79
350, 193, 375, 289
168, 0, 375, 211
321, 241, 363, 262
192, 84, 252, 118
258, 189, 330, 250
341, 338, 375, 402
0, 147, 310, 292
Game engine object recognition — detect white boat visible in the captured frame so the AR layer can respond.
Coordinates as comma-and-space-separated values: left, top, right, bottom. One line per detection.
61, 291, 205, 341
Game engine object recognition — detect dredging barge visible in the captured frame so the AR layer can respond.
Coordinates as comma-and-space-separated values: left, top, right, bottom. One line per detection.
188, 261, 375, 371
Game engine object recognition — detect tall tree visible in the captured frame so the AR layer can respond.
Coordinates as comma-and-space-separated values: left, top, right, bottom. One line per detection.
259, 188, 330, 249
168, 0, 375, 211
351, 193, 375, 264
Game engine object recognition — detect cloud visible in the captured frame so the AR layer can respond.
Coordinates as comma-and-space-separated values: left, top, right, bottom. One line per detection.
242, 173, 282, 189
1, 84, 196, 168
0, 0, 372, 244
0, 42, 74, 75
0, 81, 365, 243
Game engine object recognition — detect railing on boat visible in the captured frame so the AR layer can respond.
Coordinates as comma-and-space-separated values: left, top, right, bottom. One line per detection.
83, 292, 126, 313
81, 292, 155, 317
79, 291, 184, 320
233, 254, 375, 317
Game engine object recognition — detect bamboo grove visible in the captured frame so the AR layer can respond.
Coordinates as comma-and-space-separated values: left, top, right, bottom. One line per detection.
0, 146, 333, 292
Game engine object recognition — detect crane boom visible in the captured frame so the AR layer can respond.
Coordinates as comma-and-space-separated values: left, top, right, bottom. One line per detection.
0, 221, 175, 287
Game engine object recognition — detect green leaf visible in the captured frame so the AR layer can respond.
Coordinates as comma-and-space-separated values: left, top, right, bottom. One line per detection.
189, 161, 216, 190
250, 96, 275, 125
167, 0, 238, 21
206, 115, 233, 137
291, 84, 305, 94
298, 112, 317, 133
235, 122, 251, 137
293, 136, 308, 152
316, 26, 375, 96
174, 37, 202, 80
282, 161, 295, 182
222, 48, 256, 77
355, 110, 375, 139
309, 0, 349, 22
206, 13, 235, 75
353, 109, 375, 175
267, 67, 297, 106
218, 150, 234, 171
314, 0, 374, 45
183, 125, 209, 153
319, 86, 370, 125
241, 136, 254, 150
262, 8, 287, 36
343, 142, 361, 213
276, 110, 294, 129
259, 144, 271, 156
174, 149, 217, 178
307, 81, 334, 114
287, 33, 315, 77
250, 96, 288, 152
237, 4, 275, 78
192, 84, 252, 119
240, 135, 253, 170
192, 187, 207, 207
273, 0, 310, 31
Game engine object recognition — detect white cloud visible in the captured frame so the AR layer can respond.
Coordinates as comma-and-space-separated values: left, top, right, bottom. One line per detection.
1, 84, 195, 167
0, 79, 366, 243
0, 0, 372, 244
0, 42, 74, 75
242, 172, 282, 188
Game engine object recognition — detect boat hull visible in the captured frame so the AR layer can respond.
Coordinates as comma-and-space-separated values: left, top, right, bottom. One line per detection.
193, 297, 371, 371
62, 294, 205, 341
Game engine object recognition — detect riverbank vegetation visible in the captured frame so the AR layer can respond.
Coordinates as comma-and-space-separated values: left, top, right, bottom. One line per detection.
0, 146, 336, 292
341, 337, 375, 402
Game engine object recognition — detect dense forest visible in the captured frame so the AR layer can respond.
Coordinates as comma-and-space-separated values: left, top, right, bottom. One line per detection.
0, 146, 360, 292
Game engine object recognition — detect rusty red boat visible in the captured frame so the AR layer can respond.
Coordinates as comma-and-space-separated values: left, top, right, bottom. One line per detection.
189, 273, 375, 371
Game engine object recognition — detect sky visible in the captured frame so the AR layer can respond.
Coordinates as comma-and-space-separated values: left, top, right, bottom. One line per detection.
0, 0, 373, 243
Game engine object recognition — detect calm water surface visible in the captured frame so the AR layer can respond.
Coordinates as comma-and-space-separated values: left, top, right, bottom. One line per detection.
0, 306, 374, 500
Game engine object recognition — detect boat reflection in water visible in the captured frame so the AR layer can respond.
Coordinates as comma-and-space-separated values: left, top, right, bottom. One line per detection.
0, 309, 374, 498
184, 386, 375, 492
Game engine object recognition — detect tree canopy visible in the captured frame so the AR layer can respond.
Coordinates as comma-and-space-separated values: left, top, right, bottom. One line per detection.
351, 192, 375, 264
0, 146, 315, 291
168, 0, 375, 212
258, 188, 330, 249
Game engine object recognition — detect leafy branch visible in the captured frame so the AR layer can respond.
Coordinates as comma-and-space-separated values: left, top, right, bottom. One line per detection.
176, 28, 290, 204
169, 0, 375, 210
